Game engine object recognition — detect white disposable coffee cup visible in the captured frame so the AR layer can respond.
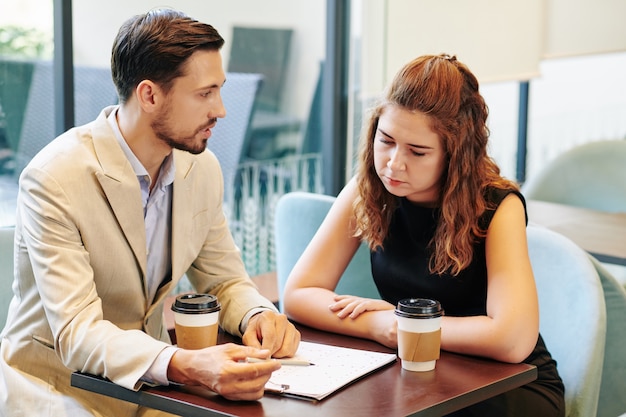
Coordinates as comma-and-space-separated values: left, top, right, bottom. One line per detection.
171, 294, 221, 350
395, 298, 444, 372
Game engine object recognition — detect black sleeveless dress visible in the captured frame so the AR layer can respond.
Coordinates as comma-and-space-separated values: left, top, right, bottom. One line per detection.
371, 189, 565, 417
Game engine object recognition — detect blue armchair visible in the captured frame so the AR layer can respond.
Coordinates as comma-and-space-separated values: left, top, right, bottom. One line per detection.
522, 139, 626, 289
522, 139, 626, 213
527, 225, 607, 417
274, 191, 614, 416
590, 257, 626, 417
274, 191, 379, 312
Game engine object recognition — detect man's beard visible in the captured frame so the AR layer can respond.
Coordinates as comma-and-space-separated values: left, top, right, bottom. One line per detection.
151, 113, 216, 155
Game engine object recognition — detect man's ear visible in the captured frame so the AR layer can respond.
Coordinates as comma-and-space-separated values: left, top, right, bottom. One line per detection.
136, 80, 161, 113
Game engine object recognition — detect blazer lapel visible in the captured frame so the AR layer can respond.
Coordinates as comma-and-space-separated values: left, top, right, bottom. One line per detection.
170, 151, 195, 283
92, 108, 148, 279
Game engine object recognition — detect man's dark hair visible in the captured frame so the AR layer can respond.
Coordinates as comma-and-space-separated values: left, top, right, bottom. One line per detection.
111, 8, 225, 104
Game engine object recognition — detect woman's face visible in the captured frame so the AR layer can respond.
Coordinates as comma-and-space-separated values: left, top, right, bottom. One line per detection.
373, 105, 446, 206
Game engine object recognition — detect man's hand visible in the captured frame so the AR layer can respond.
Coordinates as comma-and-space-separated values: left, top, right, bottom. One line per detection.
242, 311, 300, 358
167, 343, 280, 401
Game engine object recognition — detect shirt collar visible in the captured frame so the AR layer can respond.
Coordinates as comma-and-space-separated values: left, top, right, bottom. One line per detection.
107, 107, 176, 189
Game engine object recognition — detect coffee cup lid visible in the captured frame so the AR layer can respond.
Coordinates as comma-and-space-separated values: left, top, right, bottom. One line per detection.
171, 293, 221, 314
395, 298, 443, 318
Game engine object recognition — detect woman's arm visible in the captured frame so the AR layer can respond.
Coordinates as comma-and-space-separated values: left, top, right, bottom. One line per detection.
283, 178, 397, 347
439, 194, 539, 363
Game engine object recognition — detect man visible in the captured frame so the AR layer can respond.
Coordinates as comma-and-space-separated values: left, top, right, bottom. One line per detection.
0, 8, 300, 416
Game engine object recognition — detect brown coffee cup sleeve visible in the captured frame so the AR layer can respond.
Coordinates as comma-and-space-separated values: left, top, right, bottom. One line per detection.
398, 329, 441, 362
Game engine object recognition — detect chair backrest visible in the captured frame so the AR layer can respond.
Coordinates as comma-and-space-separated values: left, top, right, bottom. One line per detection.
14, 60, 118, 178
274, 191, 379, 311
0, 58, 35, 155
206, 72, 262, 203
522, 140, 626, 213
0, 226, 15, 330
589, 257, 626, 417
227, 26, 292, 113
527, 225, 606, 417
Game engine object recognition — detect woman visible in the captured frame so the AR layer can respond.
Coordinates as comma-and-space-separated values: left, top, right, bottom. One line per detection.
283, 54, 565, 416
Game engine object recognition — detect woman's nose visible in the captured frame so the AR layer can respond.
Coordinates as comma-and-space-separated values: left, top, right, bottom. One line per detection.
387, 150, 406, 170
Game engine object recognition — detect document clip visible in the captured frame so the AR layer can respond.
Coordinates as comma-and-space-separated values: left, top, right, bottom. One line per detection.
267, 380, 290, 394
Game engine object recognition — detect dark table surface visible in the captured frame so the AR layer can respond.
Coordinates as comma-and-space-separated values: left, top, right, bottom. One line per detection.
72, 324, 537, 417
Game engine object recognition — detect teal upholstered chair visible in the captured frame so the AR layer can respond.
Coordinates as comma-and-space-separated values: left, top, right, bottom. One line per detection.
522, 139, 626, 213
522, 139, 626, 288
589, 257, 626, 417
527, 225, 607, 417
274, 191, 379, 312
0, 226, 15, 329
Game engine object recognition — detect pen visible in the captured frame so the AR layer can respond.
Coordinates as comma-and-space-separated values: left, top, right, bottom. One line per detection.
245, 357, 314, 366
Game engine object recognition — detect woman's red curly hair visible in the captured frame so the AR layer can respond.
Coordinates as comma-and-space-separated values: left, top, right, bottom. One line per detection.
353, 54, 519, 276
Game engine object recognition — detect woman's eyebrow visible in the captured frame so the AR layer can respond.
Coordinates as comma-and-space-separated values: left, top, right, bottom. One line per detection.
378, 128, 433, 150
377, 128, 394, 139
408, 143, 433, 150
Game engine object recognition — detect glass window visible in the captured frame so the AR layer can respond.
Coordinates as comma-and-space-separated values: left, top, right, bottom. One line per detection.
0, 2, 327, 280
0, 0, 53, 226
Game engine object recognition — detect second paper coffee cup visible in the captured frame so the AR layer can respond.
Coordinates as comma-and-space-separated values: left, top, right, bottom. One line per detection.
171, 293, 221, 350
395, 298, 444, 372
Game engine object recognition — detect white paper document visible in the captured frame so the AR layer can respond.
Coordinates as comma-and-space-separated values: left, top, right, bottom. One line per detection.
264, 341, 397, 401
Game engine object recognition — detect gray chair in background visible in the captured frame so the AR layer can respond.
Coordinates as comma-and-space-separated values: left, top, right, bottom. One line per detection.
227, 26, 296, 160
207, 72, 262, 204
13, 60, 118, 178
227, 26, 292, 113
0, 59, 35, 160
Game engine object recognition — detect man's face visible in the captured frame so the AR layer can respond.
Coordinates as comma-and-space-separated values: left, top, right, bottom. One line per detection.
151, 50, 226, 154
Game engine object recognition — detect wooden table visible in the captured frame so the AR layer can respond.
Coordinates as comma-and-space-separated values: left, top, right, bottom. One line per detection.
71, 324, 537, 417
526, 200, 626, 266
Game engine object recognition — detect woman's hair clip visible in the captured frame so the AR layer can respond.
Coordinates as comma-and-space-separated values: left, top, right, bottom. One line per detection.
440, 54, 457, 62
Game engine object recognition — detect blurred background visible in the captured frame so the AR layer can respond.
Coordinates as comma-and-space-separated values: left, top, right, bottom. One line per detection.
1, 0, 625, 277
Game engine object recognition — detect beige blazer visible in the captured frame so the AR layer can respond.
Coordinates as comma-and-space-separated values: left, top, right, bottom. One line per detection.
0, 107, 276, 417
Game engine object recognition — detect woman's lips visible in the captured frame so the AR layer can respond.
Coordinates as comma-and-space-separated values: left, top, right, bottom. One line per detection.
384, 176, 404, 187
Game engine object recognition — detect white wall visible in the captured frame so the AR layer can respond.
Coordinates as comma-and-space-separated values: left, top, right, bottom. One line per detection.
383, 0, 544, 85
354, 0, 626, 182
0, 0, 53, 32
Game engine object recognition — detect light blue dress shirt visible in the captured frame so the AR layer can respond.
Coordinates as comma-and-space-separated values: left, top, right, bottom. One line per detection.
107, 109, 177, 384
